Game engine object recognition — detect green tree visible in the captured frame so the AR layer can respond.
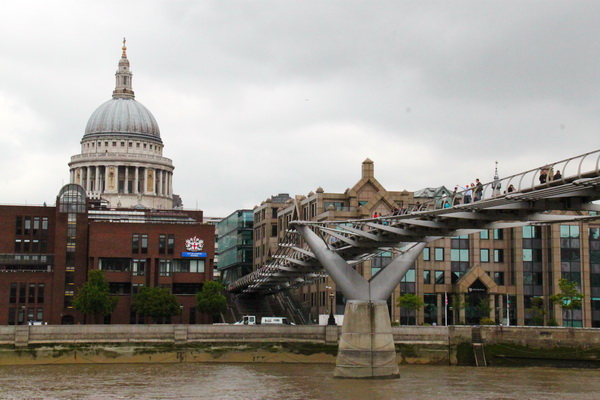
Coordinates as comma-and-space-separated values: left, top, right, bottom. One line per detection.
196, 281, 227, 322
477, 296, 493, 324
397, 293, 424, 324
132, 286, 180, 324
527, 297, 546, 326
73, 270, 118, 324
550, 278, 583, 326
451, 294, 466, 324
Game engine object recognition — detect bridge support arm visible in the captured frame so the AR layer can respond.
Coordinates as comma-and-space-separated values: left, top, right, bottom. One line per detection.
370, 242, 428, 301
295, 224, 369, 301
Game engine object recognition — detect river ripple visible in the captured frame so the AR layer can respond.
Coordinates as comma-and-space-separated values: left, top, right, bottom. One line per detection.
0, 363, 597, 400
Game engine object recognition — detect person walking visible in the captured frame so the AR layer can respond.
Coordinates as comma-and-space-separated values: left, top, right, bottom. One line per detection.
474, 179, 483, 201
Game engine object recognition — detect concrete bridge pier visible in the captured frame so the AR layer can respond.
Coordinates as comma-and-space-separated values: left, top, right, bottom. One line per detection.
334, 300, 398, 379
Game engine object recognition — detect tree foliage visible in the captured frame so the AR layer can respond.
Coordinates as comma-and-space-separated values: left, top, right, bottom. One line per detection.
132, 286, 180, 323
550, 279, 583, 311
527, 297, 546, 326
196, 281, 227, 317
550, 278, 583, 325
477, 296, 492, 321
397, 293, 424, 319
73, 270, 118, 324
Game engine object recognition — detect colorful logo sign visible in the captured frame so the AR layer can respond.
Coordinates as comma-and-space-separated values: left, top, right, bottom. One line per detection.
185, 236, 204, 252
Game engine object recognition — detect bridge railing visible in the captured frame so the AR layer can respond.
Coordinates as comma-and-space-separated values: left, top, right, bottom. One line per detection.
405, 149, 600, 212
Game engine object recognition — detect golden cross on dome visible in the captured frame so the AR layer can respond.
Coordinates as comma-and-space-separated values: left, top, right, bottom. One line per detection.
122, 37, 127, 58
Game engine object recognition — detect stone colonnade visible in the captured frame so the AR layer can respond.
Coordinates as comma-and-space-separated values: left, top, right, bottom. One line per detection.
70, 165, 173, 197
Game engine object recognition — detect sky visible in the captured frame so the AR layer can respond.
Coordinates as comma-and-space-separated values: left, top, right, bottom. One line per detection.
1, 1, 599, 217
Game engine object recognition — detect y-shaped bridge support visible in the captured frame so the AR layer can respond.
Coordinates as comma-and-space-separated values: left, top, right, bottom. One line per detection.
296, 225, 427, 379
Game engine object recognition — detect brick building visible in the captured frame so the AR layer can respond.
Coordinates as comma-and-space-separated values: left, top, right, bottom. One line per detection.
0, 184, 215, 325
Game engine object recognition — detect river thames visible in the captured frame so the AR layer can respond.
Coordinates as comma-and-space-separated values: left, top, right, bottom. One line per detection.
0, 363, 598, 400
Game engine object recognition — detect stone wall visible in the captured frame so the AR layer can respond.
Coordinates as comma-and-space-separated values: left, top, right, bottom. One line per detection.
1, 325, 599, 367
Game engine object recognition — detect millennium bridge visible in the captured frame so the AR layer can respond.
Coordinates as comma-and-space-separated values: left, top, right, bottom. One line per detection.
228, 149, 600, 378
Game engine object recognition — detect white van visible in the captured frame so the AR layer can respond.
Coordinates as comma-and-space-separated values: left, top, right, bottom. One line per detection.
234, 315, 256, 325
261, 317, 294, 325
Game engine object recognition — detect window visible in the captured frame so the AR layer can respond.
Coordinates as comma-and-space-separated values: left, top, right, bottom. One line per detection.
99, 258, 131, 272
494, 249, 504, 263
33, 217, 40, 235
109, 282, 131, 294
434, 248, 444, 261
41, 217, 48, 234
16, 216, 22, 235
480, 249, 490, 263
423, 247, 430, 261
141, 234, 148, 254
173, 259, 205, 273
480, 230, 489, 240
494, 272, 504, 285
451, 249, 469, 262
560, 225, 580, 238
168, 234, 174, 255
24, 217, 31, 234
435, 270, 445, 284
159, 234, 166, 254
132, 234, 139, 253
159, 259, 172, 276
132, 259, 146, 276
493, 229, 504, 240
19, 283, 26, 303
424, 270, 431, 284
9, 283, 17, 304
28, 284, 35, 303
37, 284, 44, 303
173, 283, 202, 294
523, 226, 542, 239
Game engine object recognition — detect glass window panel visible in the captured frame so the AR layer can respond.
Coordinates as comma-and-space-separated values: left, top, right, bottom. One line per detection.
434, 248, 444, 261
423, 247, 430, 261
480, 249, 489, 263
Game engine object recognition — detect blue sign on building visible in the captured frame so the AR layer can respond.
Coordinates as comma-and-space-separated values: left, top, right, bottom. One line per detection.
182, 252, 207, 258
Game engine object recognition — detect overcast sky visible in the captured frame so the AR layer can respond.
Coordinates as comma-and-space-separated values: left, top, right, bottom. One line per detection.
1, 1, 599, 216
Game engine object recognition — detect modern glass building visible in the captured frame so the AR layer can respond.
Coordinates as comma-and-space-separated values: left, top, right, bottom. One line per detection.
217, 210, 254, 285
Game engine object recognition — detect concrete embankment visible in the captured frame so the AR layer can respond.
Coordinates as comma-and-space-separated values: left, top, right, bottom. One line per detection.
0, 325, 599, 367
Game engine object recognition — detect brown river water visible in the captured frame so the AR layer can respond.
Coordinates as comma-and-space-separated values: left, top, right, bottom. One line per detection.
0, 363, 597, 400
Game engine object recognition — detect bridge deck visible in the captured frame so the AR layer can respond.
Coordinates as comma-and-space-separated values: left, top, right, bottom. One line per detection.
228, 149, 600, 295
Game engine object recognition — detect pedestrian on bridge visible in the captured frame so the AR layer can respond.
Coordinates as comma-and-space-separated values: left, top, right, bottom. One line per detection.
474, 179, 483, 201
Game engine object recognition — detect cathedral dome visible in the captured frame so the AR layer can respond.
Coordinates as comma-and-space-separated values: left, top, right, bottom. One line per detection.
84, 98, 161, 141
82, 38, 162, 143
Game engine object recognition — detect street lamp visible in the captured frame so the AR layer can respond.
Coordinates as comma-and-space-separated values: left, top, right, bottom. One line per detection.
328, 292, 336, 326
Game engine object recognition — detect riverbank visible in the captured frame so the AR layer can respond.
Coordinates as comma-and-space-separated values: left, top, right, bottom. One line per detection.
1, 325, 599, 367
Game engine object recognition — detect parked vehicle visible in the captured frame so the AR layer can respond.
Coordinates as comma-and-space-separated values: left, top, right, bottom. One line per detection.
234, 315, 256, 325
233, 315, 295, 325
261, 317, 294, 325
